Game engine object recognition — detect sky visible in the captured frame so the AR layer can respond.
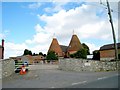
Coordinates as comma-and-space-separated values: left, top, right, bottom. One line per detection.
0, 0, 119, 58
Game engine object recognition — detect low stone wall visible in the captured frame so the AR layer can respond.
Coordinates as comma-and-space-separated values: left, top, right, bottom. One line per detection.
100, 57, 114, 61
59, 59, 120, 72
1, 59, 14, 78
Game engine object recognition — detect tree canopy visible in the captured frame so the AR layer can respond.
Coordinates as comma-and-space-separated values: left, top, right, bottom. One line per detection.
39, 52, 43, 56
46, 51, 58, 60
70, 48, 87, 59
23, 49, 45, 56
23, 49, 32, 55
82, 43, 90, 55
32, 53, 38, 56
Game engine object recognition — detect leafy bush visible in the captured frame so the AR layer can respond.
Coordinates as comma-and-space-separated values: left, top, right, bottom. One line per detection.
82, 43, 90, 55
46, 51, 58, 60
70, 48, 87, 59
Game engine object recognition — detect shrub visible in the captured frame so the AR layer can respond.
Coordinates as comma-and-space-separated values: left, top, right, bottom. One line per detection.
70, 48, 87, 59
46, 51, 58, 60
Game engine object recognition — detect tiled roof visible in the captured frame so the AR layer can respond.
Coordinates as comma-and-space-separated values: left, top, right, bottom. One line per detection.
100, 43, 120, 51
67, 34, 83, 52
60, 45, 68, 53
48, 38, 63, 55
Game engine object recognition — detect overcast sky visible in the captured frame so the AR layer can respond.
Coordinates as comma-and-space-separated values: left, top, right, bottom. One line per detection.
1, 0, 119, 58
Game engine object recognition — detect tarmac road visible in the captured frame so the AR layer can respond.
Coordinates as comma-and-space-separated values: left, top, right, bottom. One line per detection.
2, 65, 119, 88
67, 74, 119, 88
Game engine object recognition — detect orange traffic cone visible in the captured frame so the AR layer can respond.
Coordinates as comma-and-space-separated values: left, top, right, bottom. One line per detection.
20, 65, 26, 75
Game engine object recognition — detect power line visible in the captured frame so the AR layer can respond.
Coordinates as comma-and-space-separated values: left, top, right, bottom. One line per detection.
86, 1, 118, 13
100, 0, 119, 13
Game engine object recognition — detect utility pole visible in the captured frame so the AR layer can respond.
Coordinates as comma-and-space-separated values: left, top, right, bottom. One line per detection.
106, 0, 118, 60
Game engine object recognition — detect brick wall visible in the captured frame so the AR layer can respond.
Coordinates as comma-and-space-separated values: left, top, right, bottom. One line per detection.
100, 49, 120, 60
100, 49, 115, 58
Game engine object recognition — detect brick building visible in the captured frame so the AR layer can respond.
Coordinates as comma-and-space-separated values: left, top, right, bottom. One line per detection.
11, 55, 45, 64
48, 34, 83, 57
100, 43, 120, 60
32, 55, 45, 63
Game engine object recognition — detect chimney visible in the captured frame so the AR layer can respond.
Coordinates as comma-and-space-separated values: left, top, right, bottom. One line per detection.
2, 39, 4, 47
2, 39, 4, 59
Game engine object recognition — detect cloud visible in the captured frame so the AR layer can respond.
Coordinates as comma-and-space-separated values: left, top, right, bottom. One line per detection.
28, 2, 41, 9
24, 23, 53, 55
4, 42, 28, 58
0, 33, 5, 39
44, 2, 67, 13
29, 44, 50, 54
39, 3, 117, 39
25, 24, 51, 44
44, 1, 82, 13
34, 24, 44, 33
85, 42, 100, 53
37, 3, 118, 51
0, 30, 10, 39
4, 2, 118, 58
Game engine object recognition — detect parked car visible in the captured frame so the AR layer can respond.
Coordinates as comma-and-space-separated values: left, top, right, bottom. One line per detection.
14, 66, 29, 73
15, 67, 22, 73
14, 60, 29, 73
24, 62, 29, 72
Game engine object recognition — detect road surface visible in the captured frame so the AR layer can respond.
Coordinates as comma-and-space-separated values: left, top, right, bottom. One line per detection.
2, 65, 119, 88
67, 74, 119, 88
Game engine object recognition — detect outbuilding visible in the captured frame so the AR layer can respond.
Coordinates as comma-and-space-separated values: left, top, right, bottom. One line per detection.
100, 43, 120, 61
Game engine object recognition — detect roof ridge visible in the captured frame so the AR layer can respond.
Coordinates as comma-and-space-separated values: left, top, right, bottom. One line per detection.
100, 43, 120, 50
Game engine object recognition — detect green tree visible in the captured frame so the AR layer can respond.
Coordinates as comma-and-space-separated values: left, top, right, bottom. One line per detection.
33, 53, 36, 56
43, 54, 46, 57
29, 50, 32, 55
75, 48, 87, 59
23, 49, 32, 55
70, 48, 87, 59
39, 52, 43, 56
46, 51, 58, 60
82, 43, 90, 55
92, 50, 100, 60
23, 49, 29, 55
70, 54, 75, 58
